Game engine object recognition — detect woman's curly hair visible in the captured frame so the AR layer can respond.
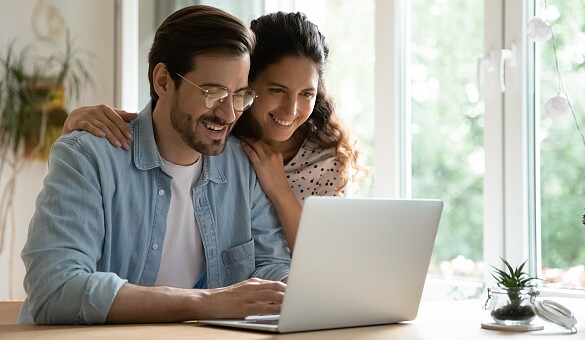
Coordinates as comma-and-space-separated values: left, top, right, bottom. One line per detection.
232, 11, 364, 191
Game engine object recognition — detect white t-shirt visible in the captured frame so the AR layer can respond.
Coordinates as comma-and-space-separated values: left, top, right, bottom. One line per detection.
155, 157, 205, 288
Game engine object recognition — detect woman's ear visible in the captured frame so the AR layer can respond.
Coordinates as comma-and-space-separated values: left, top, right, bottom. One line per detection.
152, 63, 173, 98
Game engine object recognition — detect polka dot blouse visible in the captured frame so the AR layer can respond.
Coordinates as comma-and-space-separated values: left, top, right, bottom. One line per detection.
284, 139, 349, 203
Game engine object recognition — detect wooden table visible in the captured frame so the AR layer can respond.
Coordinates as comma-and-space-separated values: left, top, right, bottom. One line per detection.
1, 298, 583, 339
0, 301, 22, 326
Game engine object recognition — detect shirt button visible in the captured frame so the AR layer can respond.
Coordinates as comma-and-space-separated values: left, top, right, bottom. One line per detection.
158, 189, 165, 196
151, 243, 159, 250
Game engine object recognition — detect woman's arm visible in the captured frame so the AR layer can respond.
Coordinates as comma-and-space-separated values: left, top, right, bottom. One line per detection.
241, 140, 302, 251
63, 104, 137, 150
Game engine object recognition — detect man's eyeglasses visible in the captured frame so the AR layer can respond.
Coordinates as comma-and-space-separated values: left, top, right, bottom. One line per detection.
176, 73, 257, 112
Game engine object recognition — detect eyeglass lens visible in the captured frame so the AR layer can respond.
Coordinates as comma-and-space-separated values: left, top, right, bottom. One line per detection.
204, 87, 256, 112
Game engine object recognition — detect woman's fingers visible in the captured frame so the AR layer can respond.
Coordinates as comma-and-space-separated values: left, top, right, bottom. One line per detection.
241, 142, 261, 165
64, 105, 137, 150
77, 120, 106, 138
241, 138, 270, 158
113, 109, 138, 140
115, 109, 138, 122
87, 119, 124, 148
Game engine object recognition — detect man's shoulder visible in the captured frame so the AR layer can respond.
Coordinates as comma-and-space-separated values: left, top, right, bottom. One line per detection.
225, 135, 243, 147
219, 136, 248, 161
55, 129, 131, 163
58, 130, 113, 150
208, 136, 255, 179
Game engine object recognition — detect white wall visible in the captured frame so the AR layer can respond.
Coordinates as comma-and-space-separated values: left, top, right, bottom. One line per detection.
0, 0, 116, 300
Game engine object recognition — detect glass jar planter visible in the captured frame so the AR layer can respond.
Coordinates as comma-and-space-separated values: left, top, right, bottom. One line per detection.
483, 287, 539, 326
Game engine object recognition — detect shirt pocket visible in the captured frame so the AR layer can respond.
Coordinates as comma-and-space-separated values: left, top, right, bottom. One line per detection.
221, 238, 255, 285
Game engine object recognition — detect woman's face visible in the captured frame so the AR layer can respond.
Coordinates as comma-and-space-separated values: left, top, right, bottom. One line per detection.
248, 56, 319, 144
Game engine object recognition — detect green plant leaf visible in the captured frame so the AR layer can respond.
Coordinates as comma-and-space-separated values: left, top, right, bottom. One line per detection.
491, 257, 538, 289
0, 33, 93, 161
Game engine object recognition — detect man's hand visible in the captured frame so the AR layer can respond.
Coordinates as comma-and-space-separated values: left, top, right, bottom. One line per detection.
63, 104, 137, 150
199, 278, 287, 319
106, 278, 286, 323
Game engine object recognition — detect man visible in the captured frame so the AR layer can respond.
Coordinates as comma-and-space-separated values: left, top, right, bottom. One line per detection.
19, 5, 290, 324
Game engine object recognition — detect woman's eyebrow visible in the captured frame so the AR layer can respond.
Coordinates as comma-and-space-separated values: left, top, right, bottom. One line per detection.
267, 82, 316, 92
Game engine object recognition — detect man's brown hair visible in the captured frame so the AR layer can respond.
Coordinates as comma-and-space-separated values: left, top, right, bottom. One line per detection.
148, 5, 255, 107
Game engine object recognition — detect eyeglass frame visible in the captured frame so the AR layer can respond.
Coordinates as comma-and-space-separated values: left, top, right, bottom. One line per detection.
175, 73, 257, 112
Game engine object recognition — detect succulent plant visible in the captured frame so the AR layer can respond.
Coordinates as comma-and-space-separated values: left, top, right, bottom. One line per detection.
489, 258, 539, 324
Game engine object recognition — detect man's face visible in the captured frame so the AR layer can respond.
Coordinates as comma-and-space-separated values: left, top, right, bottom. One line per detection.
170, 54, 251, 156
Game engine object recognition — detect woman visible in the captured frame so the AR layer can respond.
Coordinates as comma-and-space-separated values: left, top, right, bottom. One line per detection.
63, 12, 363, 251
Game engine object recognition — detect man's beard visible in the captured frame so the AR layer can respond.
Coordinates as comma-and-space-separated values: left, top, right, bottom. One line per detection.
170, 97, 231, 156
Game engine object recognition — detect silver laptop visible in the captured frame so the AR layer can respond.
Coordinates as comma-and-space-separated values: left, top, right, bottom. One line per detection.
198, 196, 443, 333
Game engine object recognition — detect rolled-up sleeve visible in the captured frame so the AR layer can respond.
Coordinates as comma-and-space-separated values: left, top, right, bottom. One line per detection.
21, 138, 126, 324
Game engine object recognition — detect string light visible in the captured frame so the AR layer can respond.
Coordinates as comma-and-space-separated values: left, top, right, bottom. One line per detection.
532, 1, 585, 227
531, 0, 585, 148
544, 93, 570, 118
527, 16, 552, 43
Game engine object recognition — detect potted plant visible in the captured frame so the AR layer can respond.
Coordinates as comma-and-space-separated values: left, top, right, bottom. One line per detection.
0, 34, 91, 162
484, 258, 539, 326
0, 34, 92, 297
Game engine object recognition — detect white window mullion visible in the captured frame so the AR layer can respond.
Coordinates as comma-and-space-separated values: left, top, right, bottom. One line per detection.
115, 0, 139, 111
483, 0, 505, 287
374, 0, 409, 198
527, 0, 542, 279
503, 0, 531, 269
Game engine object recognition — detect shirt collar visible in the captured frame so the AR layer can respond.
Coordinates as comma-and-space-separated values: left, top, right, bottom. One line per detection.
132, 102, 226, 184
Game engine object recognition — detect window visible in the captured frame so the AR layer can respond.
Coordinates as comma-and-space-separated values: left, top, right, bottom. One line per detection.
388, 0, 585, 294
410, 0, 485, 283
533, 0, 585, 290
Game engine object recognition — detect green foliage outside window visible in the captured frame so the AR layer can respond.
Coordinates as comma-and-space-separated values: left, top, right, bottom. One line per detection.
538, 0, 585, 276
410, 0, 485, 273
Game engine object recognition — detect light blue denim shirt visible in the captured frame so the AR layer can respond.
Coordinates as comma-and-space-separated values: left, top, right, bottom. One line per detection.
19, 103, 291, 325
